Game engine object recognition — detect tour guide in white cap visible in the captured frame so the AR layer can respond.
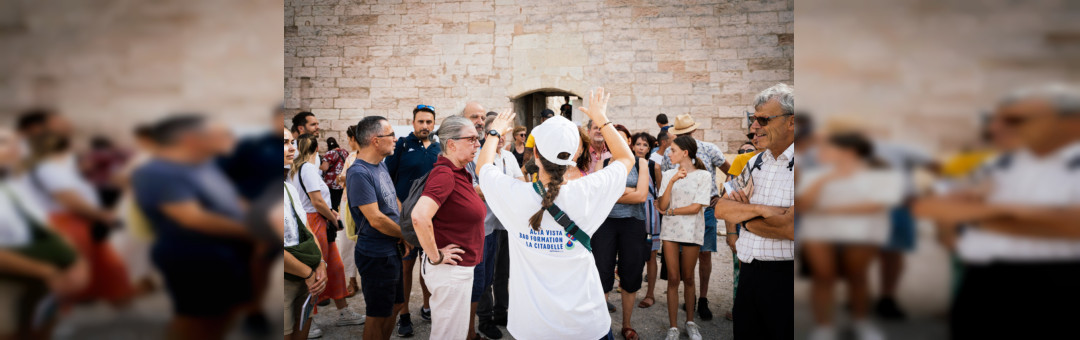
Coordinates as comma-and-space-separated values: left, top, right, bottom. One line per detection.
474, 88, 637, 339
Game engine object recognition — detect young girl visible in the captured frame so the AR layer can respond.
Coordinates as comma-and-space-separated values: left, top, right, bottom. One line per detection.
657, 135, 713, 340
797, 132, 902, 340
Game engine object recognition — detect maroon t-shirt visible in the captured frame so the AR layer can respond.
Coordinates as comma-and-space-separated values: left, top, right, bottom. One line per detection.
421, 156, 486, 267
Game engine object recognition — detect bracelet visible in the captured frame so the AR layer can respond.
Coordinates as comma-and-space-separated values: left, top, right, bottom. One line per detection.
601, 121, 614, 128
304, 267, 315, 280
428, 251, 444, 265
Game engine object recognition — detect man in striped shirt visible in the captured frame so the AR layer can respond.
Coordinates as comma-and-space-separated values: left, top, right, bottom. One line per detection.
914, 84, 1080, 339
715, 83, 796, 340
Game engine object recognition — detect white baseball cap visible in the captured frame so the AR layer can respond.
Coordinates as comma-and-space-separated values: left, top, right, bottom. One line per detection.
530, 116, 580, 167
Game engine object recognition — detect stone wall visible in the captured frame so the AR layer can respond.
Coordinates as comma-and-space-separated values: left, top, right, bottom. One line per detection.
285, 0, 795, 153
0, 0, 284, 143
797, 0, 1080, 151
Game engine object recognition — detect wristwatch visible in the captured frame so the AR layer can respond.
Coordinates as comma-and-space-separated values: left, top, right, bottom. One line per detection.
487, 129, 500, 138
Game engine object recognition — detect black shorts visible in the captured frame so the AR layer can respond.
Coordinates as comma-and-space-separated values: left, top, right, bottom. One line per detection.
355, 252, 405, 318
592, 217, 648, 293
153, 246, 252, 318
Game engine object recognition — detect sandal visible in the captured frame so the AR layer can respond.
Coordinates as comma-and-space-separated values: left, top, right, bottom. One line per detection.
637, 297, 655, 308
621, 327, 639, 340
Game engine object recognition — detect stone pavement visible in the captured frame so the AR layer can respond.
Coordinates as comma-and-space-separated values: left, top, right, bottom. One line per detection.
51, 249, 737, 339
310, 250, 736, 340
794, 221, 950, 340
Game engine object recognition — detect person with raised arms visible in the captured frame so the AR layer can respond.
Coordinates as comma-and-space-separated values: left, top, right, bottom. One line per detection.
475, 87, 635, 339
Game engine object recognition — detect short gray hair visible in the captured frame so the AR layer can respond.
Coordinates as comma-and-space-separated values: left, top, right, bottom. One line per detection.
437, 115, 474, 154
999, 83, 1080, 116
753, 83, 795, 115
354, 116, 386, 148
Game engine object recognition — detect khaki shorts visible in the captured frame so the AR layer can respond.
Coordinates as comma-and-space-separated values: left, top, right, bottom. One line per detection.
283, 279, 310, 336
0, 280, 22, 334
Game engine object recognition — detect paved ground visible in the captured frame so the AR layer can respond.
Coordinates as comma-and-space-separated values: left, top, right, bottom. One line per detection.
310, 250, 737, 340
52, 249, 736, 339
54, 219, 953, 340
794, 221, 950, 340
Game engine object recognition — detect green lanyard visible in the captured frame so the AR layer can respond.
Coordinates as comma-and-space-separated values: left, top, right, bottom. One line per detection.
531, 181, 592, 252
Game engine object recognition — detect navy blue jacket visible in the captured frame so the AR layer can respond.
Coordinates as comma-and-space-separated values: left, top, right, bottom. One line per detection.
385, 132, 441, 201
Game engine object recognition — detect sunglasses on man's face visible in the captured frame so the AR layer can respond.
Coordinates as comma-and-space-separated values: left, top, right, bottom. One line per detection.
753, 113, 793, 127
998, 115, 1033, 127
377, 131, 396, 139
738, 149, 756, 154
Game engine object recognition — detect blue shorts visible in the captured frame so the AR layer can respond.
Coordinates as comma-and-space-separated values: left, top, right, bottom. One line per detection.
885, 205, 916, 252
355, 252, 405, 317
702, 206, 718, 252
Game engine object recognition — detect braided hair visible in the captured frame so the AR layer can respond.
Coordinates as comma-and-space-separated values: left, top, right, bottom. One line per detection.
528, 152, 570, 231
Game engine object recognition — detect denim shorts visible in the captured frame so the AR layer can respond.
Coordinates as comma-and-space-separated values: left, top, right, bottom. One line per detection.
701, 206, 718, 252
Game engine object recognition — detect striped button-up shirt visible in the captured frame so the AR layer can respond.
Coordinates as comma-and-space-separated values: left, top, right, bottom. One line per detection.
735, 143, 795, 262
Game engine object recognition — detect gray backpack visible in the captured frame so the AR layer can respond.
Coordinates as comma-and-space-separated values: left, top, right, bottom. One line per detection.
397, 164, 447, 247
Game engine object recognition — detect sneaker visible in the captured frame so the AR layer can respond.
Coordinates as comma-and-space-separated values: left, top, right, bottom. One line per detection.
477, 322, 504, 339
686, 321, 703, 340
307, 323, 323, 339
397, 314, 414, 337
808, 326, 837, 340
336, 309, 366, 326
420, 307, 432, 321
875, 297, 907, 320
664, 327, 680, 340
854, 320, 885, 340
697, 297, 713, 321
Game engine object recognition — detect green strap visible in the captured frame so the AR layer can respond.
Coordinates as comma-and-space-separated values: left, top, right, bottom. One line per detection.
0, 185, 77, 270
531, 182, 592, 252
284, 183, 322, 281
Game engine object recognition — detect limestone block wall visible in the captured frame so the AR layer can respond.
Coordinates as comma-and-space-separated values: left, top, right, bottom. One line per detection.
285, 0, 795, 153
0, 0, 284, 143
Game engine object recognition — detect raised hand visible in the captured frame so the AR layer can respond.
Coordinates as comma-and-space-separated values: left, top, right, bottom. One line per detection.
490, 108, 517, 137
578, 87, 612, 123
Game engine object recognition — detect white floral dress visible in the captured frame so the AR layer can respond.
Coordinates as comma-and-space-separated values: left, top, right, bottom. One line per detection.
657, 169, 712, 245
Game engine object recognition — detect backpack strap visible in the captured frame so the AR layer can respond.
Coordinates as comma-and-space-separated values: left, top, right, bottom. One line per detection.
532, 181, 592, 252
749, 152, 765, 175
297, 163, 310, 195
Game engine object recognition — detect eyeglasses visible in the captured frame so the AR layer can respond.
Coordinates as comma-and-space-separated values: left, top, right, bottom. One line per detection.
377, 132, 396, 139
450, 136, 480, 144
415, 104, 435, 111
738, 149, 756, 154
516, 133, 526, 137
752, 113, 793, 127
999, 115, 1032, 127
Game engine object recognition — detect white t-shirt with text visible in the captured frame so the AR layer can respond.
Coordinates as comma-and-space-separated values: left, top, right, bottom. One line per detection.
479, 160, 628, 340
